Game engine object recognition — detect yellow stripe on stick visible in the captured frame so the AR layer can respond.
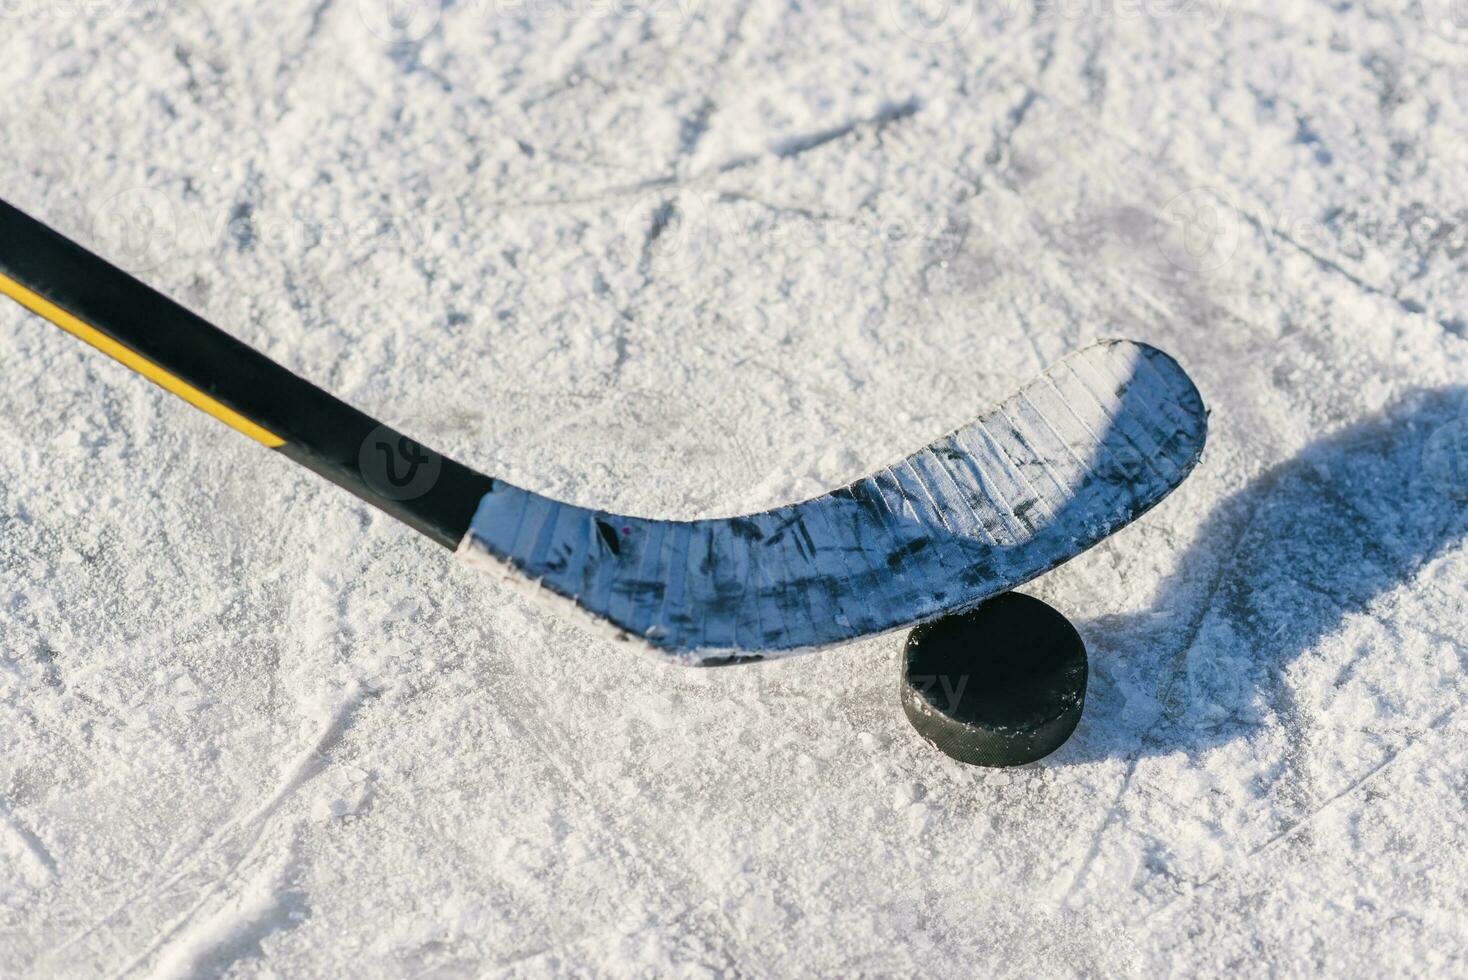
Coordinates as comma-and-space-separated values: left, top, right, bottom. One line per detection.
0, 272, 285, 448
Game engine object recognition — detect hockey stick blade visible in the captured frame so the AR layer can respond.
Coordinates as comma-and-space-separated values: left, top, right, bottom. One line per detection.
459, 340, 1207, 663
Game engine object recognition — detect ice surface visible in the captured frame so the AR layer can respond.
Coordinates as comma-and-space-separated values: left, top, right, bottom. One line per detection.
1, 1, 1465, 976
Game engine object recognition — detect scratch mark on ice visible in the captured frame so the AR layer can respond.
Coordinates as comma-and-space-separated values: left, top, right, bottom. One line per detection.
0, 795, 57, 885
51, 687, 370, 976
141, 844, 298, 980
1139, 706, 1461, 925
1059, 760, 1137, 906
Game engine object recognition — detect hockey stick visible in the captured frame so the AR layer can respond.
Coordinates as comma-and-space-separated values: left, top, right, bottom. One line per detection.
0, 198, 1207, 664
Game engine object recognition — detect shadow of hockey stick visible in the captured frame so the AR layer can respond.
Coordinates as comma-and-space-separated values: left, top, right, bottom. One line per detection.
1063, 385, 1467, 764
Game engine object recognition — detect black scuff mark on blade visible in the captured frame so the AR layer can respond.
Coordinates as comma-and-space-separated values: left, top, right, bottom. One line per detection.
596, 519, 622, 555
546, 541, 579, 575
700, 531, 720, 575
959, 561, 996, 588
887, 535, 930, 569
773, 584, 808, 614
727, 517, 764, 541
790, 523, 809, 561
1012, 497, 1042, 532
698, 653, 766, 667
797, 520, 818, 559
843, 483, 886, 522
621, 579, 666, 605
763, 512, 802, 546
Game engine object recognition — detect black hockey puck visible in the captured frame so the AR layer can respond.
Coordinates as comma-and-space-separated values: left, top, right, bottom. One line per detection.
900, 592, 1087, 767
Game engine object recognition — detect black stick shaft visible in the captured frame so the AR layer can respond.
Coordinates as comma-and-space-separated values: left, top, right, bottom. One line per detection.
0, 198, 492, 549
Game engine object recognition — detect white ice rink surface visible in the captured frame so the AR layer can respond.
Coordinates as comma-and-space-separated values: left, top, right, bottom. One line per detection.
1, 2, 1465, 976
